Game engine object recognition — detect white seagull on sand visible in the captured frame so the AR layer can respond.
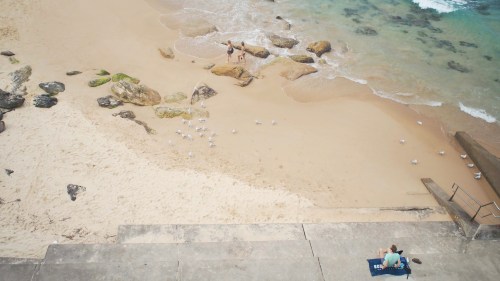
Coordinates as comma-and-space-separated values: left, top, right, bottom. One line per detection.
400, 139, 406, 144
255, 120, 262, 125
474, 172, 481, 180
439, 150, 445, 155
467, 163, 475, 168
232, 129, 237, 134
417, 121, 423, 125
411, 159, 418, 165
460, 154, 467, 159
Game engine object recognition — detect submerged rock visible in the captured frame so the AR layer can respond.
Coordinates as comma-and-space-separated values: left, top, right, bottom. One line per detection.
111, 80, 161, 106
231, 42, 270, 58
111, 73, 140, 84
306, 41, 331, 57
265, 57, 317, 81
155, 106, 209, 119
267, 34, 299, 49
289, 55, 314, 63
0, 89, 25, 109
164, 92, 187, 103
459, 41, 478, 48
97, 95, 123, 109
67, 184, 86, 201
355, 26, 378, 36
484, 55, 492, 61
1, 51, 15, 56
159, 47, 175, 59
112, 110, 136, 119
190, 83, 217, 105
66, 71, 82, 76
88, 77, 111, 87
33, 94, 58, 108
39, 81, 65, 95
448, 61, 470, 73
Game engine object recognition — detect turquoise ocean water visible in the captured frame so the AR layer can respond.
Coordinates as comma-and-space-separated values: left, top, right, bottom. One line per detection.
150, 0, 499, 138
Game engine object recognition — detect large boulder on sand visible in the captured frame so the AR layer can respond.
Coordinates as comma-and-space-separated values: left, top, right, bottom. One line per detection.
190, 83, 217, 105
289, 55, 314, 63
227, 42, 270, 58
265, 57, 318, 81
268, 34, 299, 49
211, 64, 253, 86
306, 41, 331, 57
111, 80, 161, 106
6, 65, 31, 96
33, 94, 58, 108
39, 81, 65, 95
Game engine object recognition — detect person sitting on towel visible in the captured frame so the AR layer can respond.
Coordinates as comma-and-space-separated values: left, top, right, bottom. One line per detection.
378, 244, 401, 269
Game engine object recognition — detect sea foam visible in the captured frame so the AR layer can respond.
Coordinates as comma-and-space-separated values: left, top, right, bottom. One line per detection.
412, 0, 467, 13
459, 102, 497, 123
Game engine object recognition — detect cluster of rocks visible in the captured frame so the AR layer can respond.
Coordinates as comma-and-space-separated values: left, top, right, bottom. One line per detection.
88, 70, 140, 88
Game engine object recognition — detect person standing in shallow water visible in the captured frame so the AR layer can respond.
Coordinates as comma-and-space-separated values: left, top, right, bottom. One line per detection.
227, 40, 234, 63
238, 41, 246, 64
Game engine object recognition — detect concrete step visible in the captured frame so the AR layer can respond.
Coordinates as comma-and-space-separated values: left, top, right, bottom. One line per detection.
44, 240, 314, 264
178, 258, 323, 281
117, 223, 305, 244
33, 262, 178, 281
310, 236, 468, 258
0, 258, 41, 281
304, 221, 461, 240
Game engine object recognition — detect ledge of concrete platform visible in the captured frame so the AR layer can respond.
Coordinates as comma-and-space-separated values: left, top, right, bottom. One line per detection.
473, 224, 500, 240
455, 131, 500, 197
421, 178, 478, 238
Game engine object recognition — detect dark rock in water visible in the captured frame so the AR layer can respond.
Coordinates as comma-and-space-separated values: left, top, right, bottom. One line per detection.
66, 71, 82, 76
306, 41, 332, 57
39, 81, 65, 95
428, 27, 443, 33
0, 89, 25, 109
191, 83, 217, 105
33, 94, 58, 108
96, 69, 110, 76
494, 79, 499, 83
355, 26, 377, 36
434, 39, 456, 53
460, 41, 478, 48
448, 61, 470, 73
0, 121, 5, 134
416, 37, 427, 44
9, 65, 32, 96
67, 184, 86, 201
97, 95, 123, 109
352, 18, 361, 24
409, 4, 442, 21
476, 4, 490, 15
267, 34, 299, 48
344, 8, 359, 17
112, 110, 136, 119
417, 31, 428, 38
1, 51, 15, 56
276, 16, 283, 20
484, 55, 492, 61
5, 169, 13, 176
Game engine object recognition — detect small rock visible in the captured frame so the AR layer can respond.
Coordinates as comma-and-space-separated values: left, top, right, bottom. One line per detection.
203, 63, 215, 70
0, 121, 5, 133
306, 41, 332, 57
88, 77, 111, 87
66, 71, 82, 76
1, 51, 15, 56
159, 47, 175, 59
97, 95, 123, 109
484, 55, 492, 61
191, 83, 217, 105
111, 73, 140, 84
5, 169, 13, 176
112, 110, 136, 119
33, 94, 58, 108
289, 55, 314, 63
267, 34, 299, 49
67, 184, 86, 201
39, 81, 65, 95
0, 89, 25, 109
96, 69, 110, 76
9, 65, 32, 96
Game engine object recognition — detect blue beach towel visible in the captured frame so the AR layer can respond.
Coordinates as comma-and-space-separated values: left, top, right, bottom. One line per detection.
367, 257, 411, 279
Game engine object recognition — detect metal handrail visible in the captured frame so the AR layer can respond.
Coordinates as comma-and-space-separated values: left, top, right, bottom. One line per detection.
449, 183, 500, 222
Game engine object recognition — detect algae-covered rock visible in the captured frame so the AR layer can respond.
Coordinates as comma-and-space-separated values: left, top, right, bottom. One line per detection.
9, 57, 19, 64
164, 92, 187, 103
306, 41, 332, 57
111, 80, 161, 106
88, 77, 111, 87
96, 69, 110, 76
111, 73, 140, 84
155, 106, 209, 119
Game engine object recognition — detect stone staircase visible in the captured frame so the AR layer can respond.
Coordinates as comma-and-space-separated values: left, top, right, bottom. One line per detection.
1, 222, 499, 281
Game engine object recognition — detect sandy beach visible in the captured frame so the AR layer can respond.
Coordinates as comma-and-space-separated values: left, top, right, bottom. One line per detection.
1, 0, 498, 258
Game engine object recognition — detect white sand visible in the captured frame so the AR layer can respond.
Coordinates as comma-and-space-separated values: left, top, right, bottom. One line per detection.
1, 0, 498, 258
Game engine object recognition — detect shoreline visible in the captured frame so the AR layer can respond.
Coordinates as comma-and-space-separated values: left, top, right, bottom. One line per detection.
0, 0, 498, 259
